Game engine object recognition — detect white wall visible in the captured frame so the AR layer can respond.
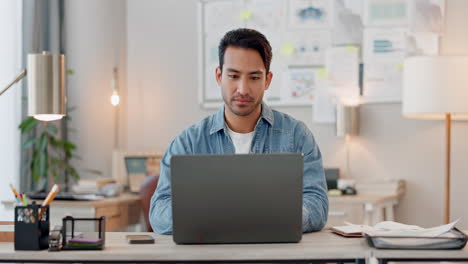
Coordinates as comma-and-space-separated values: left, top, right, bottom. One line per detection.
0, 0, 22, 220
126, 0, 468, 228
65, 0, 127, 180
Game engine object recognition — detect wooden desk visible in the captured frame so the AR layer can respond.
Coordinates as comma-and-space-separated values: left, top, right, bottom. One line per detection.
0, 231, 369, 263
2, 193, 141, 231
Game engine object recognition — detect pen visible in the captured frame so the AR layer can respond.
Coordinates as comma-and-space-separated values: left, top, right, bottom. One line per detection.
38, 184, 60, 219
9, 184, 23, 203
21, 193, 28, 206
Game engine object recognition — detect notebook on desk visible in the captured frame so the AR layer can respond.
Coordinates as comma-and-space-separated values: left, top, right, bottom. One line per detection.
171, 153, 304, 244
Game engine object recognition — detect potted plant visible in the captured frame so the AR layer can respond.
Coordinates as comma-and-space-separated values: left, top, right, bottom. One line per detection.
19, 115, 79, 191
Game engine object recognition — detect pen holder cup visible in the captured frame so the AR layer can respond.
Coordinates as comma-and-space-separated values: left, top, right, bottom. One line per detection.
14, 204, 50, 250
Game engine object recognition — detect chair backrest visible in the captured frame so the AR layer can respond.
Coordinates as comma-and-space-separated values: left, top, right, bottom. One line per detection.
139, 174, 159, 232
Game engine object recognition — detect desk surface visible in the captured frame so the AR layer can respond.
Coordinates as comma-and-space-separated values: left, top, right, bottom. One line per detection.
328, 194, 399, 204
0, 231, 368, 263
1, 193, 140, 207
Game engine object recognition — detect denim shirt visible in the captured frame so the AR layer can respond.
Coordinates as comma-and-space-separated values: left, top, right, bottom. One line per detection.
150, 102, 329, 234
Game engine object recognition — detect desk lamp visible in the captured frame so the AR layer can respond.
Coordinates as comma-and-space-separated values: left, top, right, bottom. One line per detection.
0, 51, 66, 121
336, 103, 360, 179
403, 56, 468, 224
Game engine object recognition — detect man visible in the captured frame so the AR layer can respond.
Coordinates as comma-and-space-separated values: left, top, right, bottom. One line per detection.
150, 28, 328, 234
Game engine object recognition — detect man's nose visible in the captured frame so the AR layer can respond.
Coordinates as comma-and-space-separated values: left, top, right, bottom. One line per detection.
237, 78, 249, 96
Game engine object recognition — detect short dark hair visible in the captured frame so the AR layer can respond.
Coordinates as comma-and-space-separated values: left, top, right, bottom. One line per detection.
218, 28, 272, 73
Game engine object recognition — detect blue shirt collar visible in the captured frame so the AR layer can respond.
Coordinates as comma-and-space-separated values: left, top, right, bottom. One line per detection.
210, 102, 274, 135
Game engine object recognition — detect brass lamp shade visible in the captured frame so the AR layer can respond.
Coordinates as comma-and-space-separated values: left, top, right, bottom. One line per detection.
27, 52, 66, 121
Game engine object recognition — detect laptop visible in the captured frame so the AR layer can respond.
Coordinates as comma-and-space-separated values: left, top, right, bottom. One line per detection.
171, 153, 303, 244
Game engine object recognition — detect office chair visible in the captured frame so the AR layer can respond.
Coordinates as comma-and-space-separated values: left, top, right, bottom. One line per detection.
139, 174, 159, 232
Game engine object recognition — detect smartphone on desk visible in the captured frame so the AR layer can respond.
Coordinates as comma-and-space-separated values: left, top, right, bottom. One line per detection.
126, 235, 155, 244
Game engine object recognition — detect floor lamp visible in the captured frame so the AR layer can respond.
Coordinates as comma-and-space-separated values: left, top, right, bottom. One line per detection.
0, 51, 66, 121
403, 56, 468, 224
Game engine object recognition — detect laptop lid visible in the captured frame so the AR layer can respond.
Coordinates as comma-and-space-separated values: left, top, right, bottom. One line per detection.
171, 153, 303, 244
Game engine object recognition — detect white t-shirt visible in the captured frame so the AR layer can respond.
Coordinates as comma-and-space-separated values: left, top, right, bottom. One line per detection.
226, 126, 254, 154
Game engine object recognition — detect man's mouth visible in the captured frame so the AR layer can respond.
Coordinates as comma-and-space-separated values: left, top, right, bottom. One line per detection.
232, 97, 254, 104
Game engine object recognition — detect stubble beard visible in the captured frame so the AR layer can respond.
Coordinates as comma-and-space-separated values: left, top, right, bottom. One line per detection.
223, 94, 261, 117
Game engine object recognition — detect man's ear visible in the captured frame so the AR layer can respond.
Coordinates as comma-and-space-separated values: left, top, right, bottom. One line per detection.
265, 72, 273, 91
215, 66, 222, 85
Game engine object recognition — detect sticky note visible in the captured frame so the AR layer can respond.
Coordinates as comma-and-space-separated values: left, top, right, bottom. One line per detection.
240, 10, 252, 20
345, 45, 358, 53
397, 63, 404, 71
316, 68, 328, 80
281, 44, 295, 55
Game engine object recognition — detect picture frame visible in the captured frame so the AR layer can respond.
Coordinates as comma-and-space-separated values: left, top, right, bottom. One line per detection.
111, 150, 163, 193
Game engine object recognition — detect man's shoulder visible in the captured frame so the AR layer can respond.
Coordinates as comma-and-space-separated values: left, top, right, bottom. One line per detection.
178, 112, 217, 138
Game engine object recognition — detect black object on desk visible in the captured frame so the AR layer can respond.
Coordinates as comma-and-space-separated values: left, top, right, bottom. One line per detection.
14, 202, 50, 250
27, 191, 101, 201
62, 216, 106, 250
325, 168, 339, 190
126, 235, 155, 244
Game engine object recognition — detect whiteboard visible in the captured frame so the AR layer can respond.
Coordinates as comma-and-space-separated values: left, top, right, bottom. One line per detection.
198, 0, 443, 108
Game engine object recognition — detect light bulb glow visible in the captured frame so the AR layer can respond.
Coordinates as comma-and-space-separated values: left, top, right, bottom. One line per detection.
33, 114, 64, 121
110, 91, 120, 106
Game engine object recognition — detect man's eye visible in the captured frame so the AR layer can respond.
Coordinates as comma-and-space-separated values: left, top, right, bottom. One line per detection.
251, 76, 260, 80
228, 75, 238, 79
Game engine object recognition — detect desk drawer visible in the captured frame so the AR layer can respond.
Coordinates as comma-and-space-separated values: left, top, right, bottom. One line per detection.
105, 216, 122, 231
96, 205, 120, 218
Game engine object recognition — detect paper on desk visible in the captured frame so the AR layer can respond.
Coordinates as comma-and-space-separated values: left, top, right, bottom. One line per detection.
340, 220, 460, 237
355, 219, 460, 237
331, 224, 363, 234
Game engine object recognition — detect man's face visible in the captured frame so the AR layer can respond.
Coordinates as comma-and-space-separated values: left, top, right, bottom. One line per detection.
216, 47, 273, 117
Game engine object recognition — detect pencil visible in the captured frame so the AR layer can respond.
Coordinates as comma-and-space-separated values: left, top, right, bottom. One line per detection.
9, 184, 22, 203
42, 184, 60, 207
38, 184, 60, 219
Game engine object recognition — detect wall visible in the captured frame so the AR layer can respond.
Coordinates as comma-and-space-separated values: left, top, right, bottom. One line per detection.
126, 0, 468, 228
65, 0, 127, 180
439, 0, 468, 228
0, 0, 22, 220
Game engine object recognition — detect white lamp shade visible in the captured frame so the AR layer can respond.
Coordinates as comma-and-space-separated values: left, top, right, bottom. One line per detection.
403, 56, 468, 120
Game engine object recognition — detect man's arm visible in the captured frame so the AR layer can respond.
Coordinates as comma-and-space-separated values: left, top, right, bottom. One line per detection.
149, 134, 190, 234
296, 122, 329, 233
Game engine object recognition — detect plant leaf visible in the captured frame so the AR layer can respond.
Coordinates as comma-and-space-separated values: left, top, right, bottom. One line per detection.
23, 137, 38, 150
18, 117, 38, 133
32, 151, 40, 183
46, 125, 58, 136
67, 166, 80, 181
50, 158, 58, 183
39, 133, 48, 153
38, 149, 47, 180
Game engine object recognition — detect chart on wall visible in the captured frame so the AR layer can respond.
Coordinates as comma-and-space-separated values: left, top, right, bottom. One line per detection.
199, 0, 445, 109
